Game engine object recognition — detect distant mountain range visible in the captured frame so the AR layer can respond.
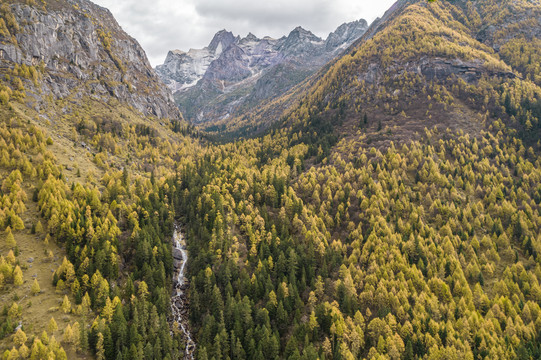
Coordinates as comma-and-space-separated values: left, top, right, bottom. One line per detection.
156, 20, 368, 123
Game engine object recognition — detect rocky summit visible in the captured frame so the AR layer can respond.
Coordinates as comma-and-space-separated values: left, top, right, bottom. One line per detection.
156, 19, 368, 123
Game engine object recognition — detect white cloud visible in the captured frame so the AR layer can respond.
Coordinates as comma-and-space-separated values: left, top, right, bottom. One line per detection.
93, 0, 397, 66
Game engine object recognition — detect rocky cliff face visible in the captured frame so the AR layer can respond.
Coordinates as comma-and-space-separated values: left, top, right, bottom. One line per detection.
0, 0, 180, 119
158, 30, 238, 93
325, 19, 368, 51
156, 20, 368, 123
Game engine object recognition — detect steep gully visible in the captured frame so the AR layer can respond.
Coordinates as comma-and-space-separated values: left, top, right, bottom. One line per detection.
170, 224, 195, 359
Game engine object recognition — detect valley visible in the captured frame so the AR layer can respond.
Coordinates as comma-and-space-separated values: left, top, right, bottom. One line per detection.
170, 225, 195, 359
156, 20, 368, 129
0, 0, 541, 359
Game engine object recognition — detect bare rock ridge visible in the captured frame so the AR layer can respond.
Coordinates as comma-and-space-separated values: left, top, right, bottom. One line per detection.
156, 19, 368, 123
159, 30, 238, 94
0, 0, 180, 119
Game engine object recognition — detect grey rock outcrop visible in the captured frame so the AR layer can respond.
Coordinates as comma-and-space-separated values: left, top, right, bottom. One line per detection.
157, 30, 238, 93
325, 19, 368, 51
156, 20, 369, 123
358, 57, 517, 85
0, 0, 180, 119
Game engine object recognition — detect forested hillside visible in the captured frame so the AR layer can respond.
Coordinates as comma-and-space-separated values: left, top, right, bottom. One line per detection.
0, 0, 541, 359
0, 0, 199, 359
173, 0, 541, 359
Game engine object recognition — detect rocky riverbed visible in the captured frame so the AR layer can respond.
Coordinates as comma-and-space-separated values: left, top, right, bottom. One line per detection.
170, 225, 195, 359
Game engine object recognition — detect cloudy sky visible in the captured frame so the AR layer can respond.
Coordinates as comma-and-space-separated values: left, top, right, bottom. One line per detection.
93, 0, 397, 66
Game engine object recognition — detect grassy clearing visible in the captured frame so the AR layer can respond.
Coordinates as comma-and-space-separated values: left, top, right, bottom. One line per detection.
0, 191, 88, 358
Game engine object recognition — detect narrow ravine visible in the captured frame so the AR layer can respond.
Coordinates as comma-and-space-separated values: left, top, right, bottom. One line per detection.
170, 224, 196, 359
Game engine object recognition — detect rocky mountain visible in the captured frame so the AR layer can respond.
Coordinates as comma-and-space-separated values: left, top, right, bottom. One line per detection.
166, 0, 541, 359
0, 0, 180, 120
1, 0, 541, 360
158, 30, 237, 93
0, 1, 198, 359
156, 19, 368, 123
220, 0, 541, 144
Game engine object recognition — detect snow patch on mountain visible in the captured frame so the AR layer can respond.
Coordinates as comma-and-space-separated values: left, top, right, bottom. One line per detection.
156, 20, 368, 95
156, 19, 369, 123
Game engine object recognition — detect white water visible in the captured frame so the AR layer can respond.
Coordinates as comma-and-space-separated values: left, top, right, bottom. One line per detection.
171, 225, 196, 359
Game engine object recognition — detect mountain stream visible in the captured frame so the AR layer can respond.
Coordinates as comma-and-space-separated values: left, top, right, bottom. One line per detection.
170, 225, 195, 359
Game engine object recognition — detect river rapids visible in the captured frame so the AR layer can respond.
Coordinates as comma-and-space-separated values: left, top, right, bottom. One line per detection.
170, 225, 195, 359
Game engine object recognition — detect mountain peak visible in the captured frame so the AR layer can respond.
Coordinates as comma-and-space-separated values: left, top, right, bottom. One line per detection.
208, 29, 236, 54
326, 18, 369, 51
288, 26, 321, 41
157, 20, 369, 122
281, 26, 323, 53
244, 32, 259, 42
